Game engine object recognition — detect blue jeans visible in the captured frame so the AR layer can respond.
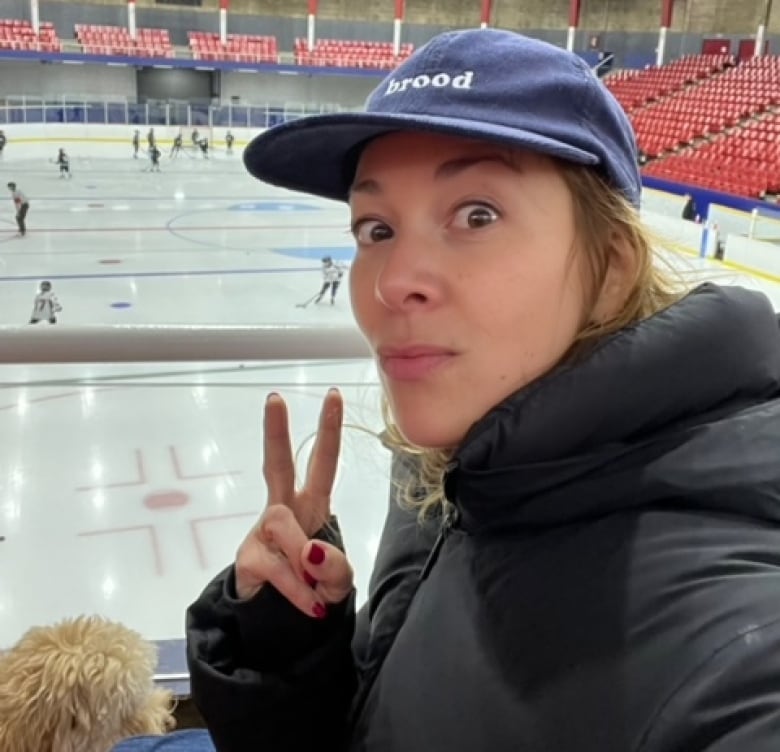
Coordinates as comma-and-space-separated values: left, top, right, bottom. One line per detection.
112, 730, 215, 751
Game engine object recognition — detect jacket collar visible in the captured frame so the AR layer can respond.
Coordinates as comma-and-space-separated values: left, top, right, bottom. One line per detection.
446, 284, 780, 531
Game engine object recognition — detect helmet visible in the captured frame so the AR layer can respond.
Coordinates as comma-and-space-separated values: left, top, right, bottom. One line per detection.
40, 281, 51, 291
322, 256, 332, 264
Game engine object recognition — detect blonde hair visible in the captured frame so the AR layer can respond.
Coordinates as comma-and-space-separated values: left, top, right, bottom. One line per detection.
383, 163, 686, 519
0, 615, 175, 752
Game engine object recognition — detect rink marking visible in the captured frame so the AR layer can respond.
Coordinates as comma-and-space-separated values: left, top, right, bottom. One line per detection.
78, 524, 164, 576
190, 511, 259, 570
0, 222, 343, 233
0, 266, 320, 282
169, 445, 242, 482
75, 448, 147, 490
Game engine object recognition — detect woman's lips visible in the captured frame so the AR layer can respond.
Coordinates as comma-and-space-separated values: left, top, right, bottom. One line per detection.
377, 346, 456, 381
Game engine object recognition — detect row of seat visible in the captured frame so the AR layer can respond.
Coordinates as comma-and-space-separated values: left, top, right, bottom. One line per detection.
0, 18, 60, 51
606, 54, 734, 110
294, 54, 410, 68
643, 155, 779, 197
293, 38, 413, 53
640, 104, 780, 197
292, 38, 413, 68
0, 18, 413, 68
189, 31, 278, 63
631, 55, 780, 158
75, 23, 173, 57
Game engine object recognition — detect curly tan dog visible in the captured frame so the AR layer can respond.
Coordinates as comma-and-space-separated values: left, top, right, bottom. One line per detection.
0, 615, 175, 752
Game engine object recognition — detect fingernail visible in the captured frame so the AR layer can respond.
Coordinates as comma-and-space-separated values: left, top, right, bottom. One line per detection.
307, 543, 325, 565
266, 392, 279, 403
312, 602, 327, 619
303, 571, 318, 588
327, 387, 339, 396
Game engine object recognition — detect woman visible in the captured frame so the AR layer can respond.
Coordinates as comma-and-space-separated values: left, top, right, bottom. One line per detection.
186, 29, 780, 751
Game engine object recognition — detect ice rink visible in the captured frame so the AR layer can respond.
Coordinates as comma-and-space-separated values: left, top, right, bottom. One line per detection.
1, 144, 779, 660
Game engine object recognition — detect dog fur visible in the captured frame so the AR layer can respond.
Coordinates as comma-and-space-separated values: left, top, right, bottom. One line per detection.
0, 615, 175, 752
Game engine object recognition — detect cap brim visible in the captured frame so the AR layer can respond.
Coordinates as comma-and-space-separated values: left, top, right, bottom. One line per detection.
243, 111, 600, 202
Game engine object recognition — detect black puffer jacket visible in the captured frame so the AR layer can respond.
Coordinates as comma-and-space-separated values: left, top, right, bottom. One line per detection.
187, 284, 780, 751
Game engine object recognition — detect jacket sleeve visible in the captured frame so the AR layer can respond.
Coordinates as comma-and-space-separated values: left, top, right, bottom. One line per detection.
639, 618, 780, 752
185, 519, 357, 752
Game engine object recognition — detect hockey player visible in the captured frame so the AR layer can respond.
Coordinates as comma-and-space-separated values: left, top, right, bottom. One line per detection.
225, 130, 234, 154
147, 127, 156, 149
0, 130, 6, 159
314, 256, 345, 305
147, 144, 162, 172
191, 128, 200, 147
29, 281, 62, 324
56, 148, 71, 179
198, 137, 210, 159
7, 182, 29, 237
132, 129, 140, 159
170, 130, 183, 158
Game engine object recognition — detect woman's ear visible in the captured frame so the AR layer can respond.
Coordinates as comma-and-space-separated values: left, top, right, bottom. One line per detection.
590, 231, 638, 324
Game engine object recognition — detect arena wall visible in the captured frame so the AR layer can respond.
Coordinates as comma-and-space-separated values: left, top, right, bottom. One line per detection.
0, 0, 775, 69
18, 0, 780, 35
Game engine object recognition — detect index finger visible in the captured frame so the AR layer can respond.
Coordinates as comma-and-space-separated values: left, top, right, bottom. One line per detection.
304, 388, 343, 500
263, 393, 295, 506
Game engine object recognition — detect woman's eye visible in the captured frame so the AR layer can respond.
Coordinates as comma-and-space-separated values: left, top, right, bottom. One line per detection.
353, 219, 394, 244
453, 204, 499, 229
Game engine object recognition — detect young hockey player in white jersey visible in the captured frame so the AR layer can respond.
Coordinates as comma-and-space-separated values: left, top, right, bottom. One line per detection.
29, 281, 62, 324
314, 255, 346, 305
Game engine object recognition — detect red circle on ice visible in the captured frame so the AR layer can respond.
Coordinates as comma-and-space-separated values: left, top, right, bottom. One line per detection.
143, 490, 191, 510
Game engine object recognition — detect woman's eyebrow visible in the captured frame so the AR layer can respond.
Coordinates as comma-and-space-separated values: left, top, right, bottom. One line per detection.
433, 153, 515, 180
350, 153, 514, 197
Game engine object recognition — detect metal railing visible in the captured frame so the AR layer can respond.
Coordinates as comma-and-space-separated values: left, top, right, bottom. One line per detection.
0, 325, 371, 364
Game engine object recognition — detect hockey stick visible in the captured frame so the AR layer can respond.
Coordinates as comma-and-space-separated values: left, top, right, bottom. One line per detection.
295, 292, 320, 309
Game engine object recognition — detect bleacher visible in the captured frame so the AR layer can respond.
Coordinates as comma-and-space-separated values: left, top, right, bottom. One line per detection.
606, 54, 734, 111
75, 24, 173, 57
635, 56, 780, 198
0, 18, 60, 52
631, 56, 780, 160
294, 38, 414, 69
189, 31, 278, 63
642, 114, 780, 197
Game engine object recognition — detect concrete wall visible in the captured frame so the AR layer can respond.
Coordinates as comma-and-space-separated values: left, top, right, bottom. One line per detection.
0, 58, 379, 106
25, 0, 780, 34
0, 60, 137, 100
219, 71, 375, 108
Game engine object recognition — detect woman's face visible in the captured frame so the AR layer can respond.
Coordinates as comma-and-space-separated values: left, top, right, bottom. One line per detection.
349, 131, 589, 449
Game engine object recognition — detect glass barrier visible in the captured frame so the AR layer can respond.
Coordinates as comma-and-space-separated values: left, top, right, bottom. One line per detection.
0, 100, 350, 127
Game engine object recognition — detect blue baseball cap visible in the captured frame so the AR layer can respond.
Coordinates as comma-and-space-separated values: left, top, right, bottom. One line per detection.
243, 28, 640, 208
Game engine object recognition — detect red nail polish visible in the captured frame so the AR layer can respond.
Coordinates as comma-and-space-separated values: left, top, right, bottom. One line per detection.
303, 571, 318, 588
312, 602, 327, 619
308, 543, 325, 565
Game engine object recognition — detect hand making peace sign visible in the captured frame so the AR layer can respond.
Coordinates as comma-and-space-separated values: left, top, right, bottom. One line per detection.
234, 389, 354, 619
